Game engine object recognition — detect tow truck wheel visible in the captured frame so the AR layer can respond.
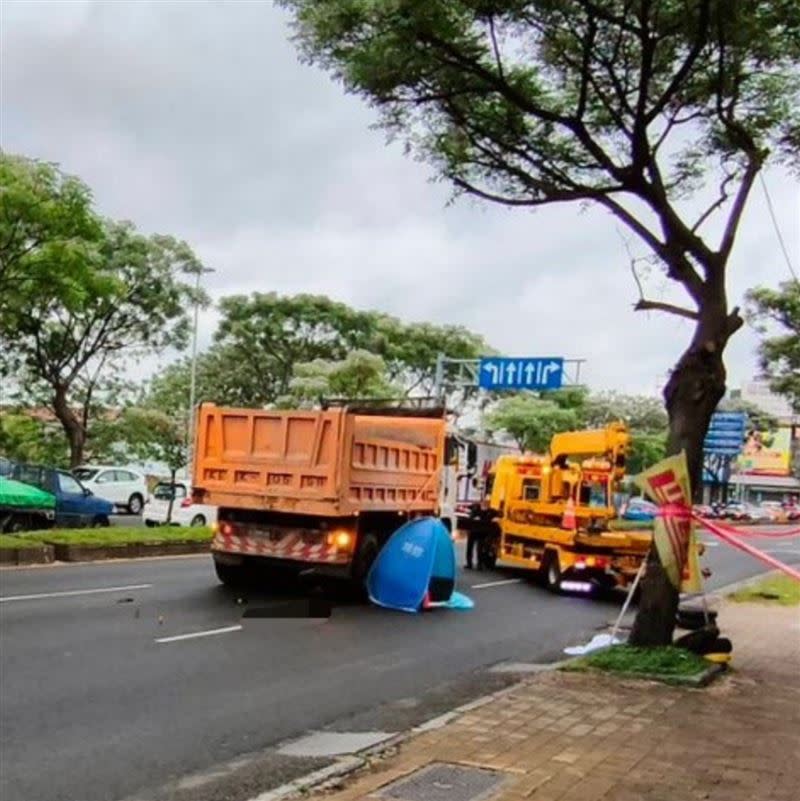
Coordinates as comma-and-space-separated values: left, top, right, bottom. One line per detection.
542, 551, 562, 593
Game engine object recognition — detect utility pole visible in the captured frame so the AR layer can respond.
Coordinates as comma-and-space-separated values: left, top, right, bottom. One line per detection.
187, 266, 214, 481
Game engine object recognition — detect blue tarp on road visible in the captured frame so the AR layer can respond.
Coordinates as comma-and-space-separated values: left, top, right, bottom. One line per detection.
367, 517, 458, 613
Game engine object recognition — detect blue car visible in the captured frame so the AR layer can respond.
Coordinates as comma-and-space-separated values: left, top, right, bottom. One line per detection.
622, 498, 658, 522
8, 462, 114, 528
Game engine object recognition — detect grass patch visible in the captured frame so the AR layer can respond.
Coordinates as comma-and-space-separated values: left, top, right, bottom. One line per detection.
0, 533, 47, 549
728, 574, 800, 606
40, 526, 212, 548
608, 519, 654, 532
565, 645, 708, 677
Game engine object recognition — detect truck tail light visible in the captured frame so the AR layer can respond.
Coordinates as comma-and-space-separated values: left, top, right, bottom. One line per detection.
220, 522, 234, 536
576, 556, 610, 570
180, 498, 192, 508
326, 530, 352, 550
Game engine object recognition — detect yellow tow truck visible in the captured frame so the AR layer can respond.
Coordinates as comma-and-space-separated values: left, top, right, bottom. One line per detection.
475, 423, 652, 593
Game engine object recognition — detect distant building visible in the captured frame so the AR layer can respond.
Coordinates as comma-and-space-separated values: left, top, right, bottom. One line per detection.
729, 381, 799, 504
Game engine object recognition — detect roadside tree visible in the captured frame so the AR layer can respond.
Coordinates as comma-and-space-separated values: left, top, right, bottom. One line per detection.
746, 280, 800, 413
282, 0, 800, 645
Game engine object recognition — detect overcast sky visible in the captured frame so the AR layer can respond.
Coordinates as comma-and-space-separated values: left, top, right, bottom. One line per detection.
1, 0, 796, 396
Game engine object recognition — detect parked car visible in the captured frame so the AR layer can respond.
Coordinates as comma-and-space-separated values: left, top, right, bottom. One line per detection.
8, 462, 114, 528
760, 501, 788, 523
747, 503, 773, 522
719, 503, 751, 521
72, 465, 148, 514
143, 481, 217, 528
621, 497, 657, 522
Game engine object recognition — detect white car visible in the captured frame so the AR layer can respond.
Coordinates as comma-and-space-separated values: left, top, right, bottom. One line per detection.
72, 465, 148, 514
143, 481, 217, 528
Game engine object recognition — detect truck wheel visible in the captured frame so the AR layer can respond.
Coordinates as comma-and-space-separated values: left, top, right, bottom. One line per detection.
190, 514, 206, 527
92, 516, 111, 528
542, 551, 562, 593
128, 494, 144, 515
145, 520, 157, 528
214, 559, 247, 587
352, 533, 380, 588
7, 515, 30, 533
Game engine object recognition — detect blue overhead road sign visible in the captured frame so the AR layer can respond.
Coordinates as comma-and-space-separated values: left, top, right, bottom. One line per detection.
703, 411, 747, 457
479, 357, 564, 391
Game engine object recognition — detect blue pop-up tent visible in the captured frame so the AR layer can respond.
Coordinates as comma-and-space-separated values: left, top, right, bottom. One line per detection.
367, 517, 473, 613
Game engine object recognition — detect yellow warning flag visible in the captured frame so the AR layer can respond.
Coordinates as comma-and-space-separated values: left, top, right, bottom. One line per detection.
636, 452, 702, 593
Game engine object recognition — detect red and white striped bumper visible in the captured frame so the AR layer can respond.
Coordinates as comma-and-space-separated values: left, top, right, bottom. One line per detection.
212, 532, 351, 565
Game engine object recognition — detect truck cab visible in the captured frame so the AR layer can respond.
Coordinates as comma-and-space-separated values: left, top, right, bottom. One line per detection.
477, 423, 651, 592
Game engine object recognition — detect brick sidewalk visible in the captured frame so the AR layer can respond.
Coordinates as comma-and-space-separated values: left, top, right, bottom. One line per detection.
313, 600, 800, 801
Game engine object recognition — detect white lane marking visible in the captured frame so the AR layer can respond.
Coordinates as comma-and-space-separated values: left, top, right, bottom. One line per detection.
470, 578, 523, 590
0, 583, 152, 603
762, 548, 800, 556
155, 624, 242, 644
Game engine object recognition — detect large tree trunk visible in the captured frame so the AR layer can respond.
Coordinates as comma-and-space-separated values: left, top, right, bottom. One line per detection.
53, 385, 86, 468
629, 308, 729, 646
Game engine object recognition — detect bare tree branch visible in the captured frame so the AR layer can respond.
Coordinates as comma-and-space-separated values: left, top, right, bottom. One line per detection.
634, 299, 700, 320
718, 158, 762, 265
691, 167, 737, 233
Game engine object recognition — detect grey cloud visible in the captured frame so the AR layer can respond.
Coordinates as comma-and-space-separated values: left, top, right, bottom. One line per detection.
1, 0, 795, 395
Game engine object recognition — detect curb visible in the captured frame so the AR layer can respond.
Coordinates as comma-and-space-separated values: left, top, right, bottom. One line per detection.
245, 672, 548, 801
0, 543, 55, 566
46, 540, 210, 562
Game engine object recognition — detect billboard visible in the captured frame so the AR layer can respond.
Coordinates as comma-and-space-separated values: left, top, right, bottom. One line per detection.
736, 426, 794, 476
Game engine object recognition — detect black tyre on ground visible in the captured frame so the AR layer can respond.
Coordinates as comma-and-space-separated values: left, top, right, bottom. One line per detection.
351, 533, 380, 590
190, 514, 206, 527
6, 514, 30, 533
145, 520, 157, 528
92, 515, 110, 528
542, 550, 562, 593
127, 493, 144, 515
213, 559, 248, 587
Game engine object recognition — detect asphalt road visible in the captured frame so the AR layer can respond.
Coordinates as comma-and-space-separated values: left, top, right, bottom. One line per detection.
1, 530, 797, 801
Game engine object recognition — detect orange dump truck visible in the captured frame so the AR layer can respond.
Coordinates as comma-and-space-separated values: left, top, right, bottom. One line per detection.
192, 403, 449, 586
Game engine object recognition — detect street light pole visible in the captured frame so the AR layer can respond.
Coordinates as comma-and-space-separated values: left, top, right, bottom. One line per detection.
187, 266, 214, 481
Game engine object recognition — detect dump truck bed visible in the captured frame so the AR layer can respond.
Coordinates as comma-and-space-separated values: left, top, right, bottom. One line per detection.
193, 404, 446, 518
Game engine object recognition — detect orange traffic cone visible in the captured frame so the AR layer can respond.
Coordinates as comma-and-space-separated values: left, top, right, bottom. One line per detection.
561, 497, 577, 530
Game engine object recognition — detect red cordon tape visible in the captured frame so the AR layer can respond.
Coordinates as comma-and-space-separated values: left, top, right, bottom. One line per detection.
698, 516, 800, 582
656, 504, 800, 581
704, 522, 800, 539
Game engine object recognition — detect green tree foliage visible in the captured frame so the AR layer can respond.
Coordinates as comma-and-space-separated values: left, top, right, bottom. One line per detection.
282, 0, 800, 645
1, 211, 208, 467
0, 154, 102, 330
0, 412, 68, 467
484, 395, 582, 452
746, 280, 800, 413
282, 350, 398, 406
119, 408, 187, 522
583, 392, 668, 432
145, 293, 490, 411
627, 430, 667, 475
483, 388, 667, 471
376, 318, 490, 395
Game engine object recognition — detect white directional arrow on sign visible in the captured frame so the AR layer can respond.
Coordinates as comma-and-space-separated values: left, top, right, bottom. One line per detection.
523, 363, 537, 384
482, 361, 500, 383
541, 360, 561, 384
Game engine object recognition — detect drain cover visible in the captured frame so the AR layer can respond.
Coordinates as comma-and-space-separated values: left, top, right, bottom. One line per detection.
377, 763, 506, 801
